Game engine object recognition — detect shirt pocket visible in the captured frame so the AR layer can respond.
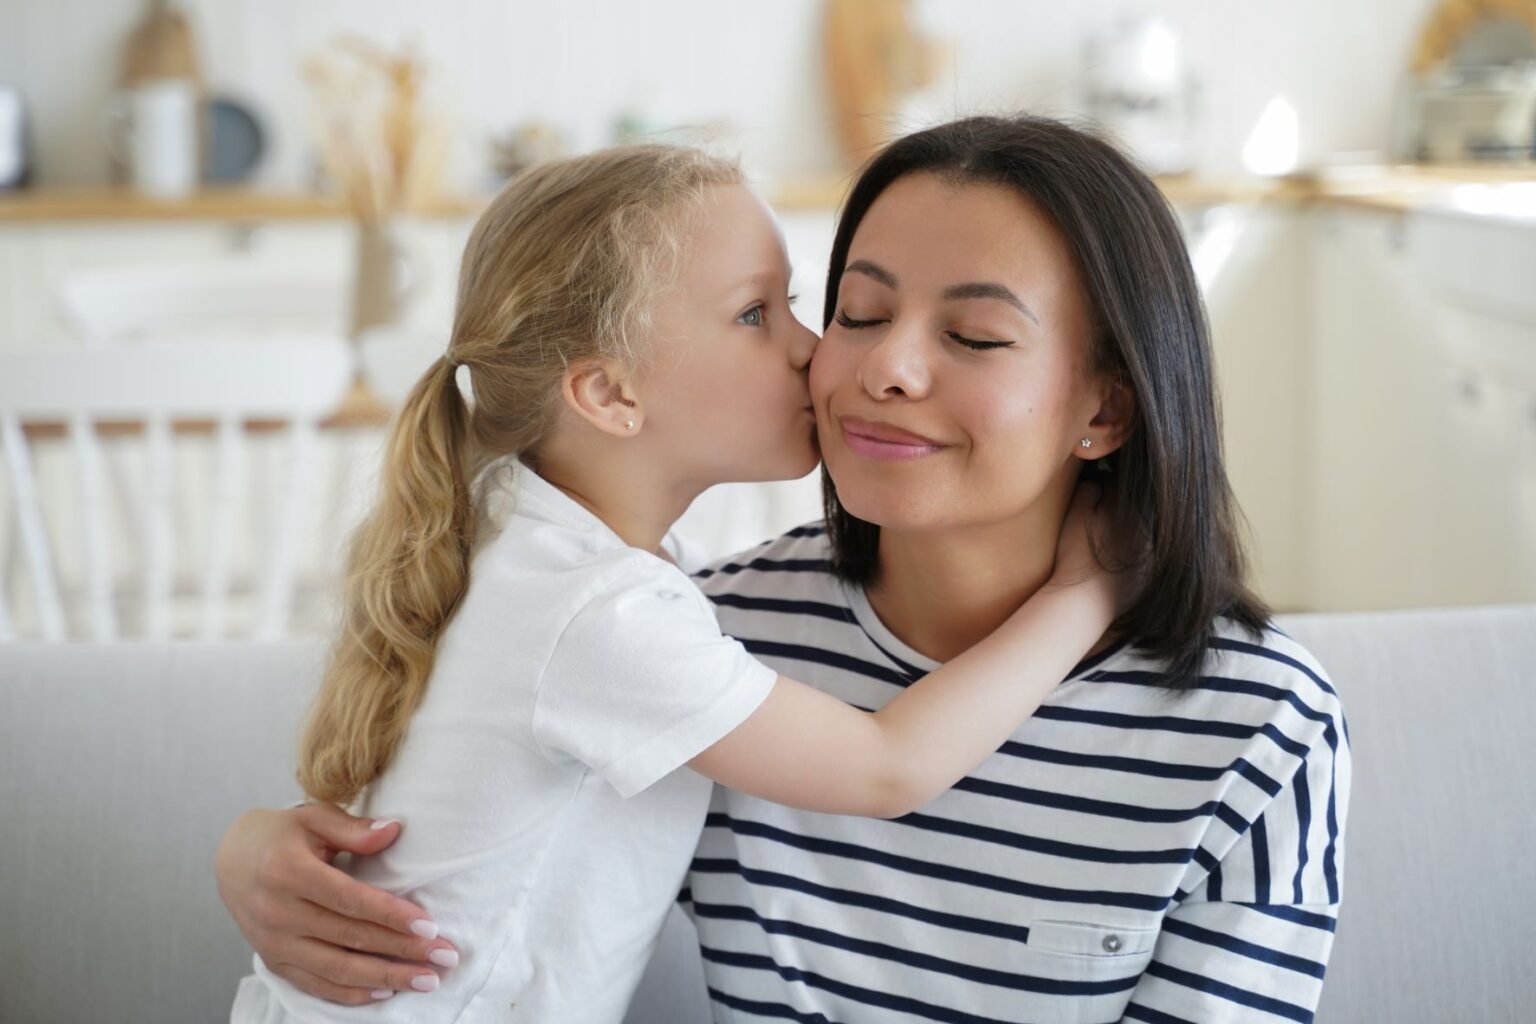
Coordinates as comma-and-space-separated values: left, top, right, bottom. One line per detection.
1024, 917, 1159, 961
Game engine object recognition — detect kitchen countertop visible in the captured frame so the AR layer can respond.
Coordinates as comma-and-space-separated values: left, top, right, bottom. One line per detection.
0, 164, 1531, 225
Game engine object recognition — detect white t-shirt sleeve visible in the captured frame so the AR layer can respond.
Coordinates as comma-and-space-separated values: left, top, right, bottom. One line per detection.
532, 558, 778, 798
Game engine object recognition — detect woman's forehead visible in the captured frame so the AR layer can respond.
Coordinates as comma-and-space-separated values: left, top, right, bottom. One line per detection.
843, 174, 1085, 309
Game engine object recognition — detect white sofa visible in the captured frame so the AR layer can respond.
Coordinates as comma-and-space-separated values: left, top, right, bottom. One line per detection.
3, 605, 1534, 1023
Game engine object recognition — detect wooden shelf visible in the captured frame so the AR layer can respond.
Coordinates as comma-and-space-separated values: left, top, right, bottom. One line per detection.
0, 186, 486, 223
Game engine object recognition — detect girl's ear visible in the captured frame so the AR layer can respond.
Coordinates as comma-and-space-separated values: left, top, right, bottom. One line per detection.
561, 358, 644, 437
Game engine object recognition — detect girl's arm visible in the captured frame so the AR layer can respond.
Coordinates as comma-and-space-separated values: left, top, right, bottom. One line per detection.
688, 484, 1121, 818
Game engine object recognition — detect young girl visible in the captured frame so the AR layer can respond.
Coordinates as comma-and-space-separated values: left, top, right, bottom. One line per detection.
230, 145, 1122, 1022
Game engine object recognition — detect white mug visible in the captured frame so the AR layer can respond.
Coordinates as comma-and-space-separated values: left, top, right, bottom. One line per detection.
103, 80, 198, 198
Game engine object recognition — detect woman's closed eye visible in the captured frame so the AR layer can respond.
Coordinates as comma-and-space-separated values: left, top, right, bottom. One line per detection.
945, 331, 1014, 351
835, 309, 1014, 351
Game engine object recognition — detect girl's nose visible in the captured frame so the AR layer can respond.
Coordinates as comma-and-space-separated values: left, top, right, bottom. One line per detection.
788, 319, 819, 372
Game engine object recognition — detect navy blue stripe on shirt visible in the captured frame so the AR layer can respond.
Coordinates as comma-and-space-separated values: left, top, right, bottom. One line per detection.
858, 631, 928, 681
707, 987, 840, 1024
1092, 671, 1337, 736
1293, 764, 1313, 904
1122, 1004, 1199, 1024
692, 900, 1142, 996
704, 814, 1173, 912
1324, 744, 1341, 903
1251, 814, 1271, 900
1248, 903, 1337, 932
739, 638, 911, 688
1159, 916, 1328, 978
1209, 637, 1338, 700
1033, 706, 1311, 763
1142, 960, 1316, 1023
690, 857, 1034, 944
708, 593, 857, 624
693, 556, 831, 580
992, 741, 1283, 799
951, 774, 1228, 824
894, 809, 1195, 865
700, 946, 1129, 1024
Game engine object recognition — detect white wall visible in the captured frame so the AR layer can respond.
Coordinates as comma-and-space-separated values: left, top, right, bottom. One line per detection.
1, 0, 1442, 190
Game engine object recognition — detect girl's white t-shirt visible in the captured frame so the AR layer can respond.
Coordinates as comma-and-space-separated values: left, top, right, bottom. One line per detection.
231, 460, 777, 1023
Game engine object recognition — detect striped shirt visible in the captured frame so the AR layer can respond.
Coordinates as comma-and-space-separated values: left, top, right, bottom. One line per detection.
683, 525, 1351, 1023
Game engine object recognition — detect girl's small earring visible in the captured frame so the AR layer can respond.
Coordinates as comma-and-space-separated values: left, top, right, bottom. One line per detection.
624, 420, 636, 431
1079, 438, 1093, 449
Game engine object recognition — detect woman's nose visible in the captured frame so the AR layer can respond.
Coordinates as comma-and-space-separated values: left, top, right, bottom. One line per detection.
859, 329, 931, 400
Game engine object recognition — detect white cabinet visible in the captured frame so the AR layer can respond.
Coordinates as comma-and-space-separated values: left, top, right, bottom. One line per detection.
1304, 204, 1536, 610
0, 215, 474, 349
1190, 204, 1308, 610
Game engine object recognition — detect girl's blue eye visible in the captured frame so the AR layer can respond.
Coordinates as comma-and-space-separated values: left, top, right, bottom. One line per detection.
738, 305, 765, 327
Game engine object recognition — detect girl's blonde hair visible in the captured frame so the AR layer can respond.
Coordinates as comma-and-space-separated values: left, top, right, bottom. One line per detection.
298, 145, 743, 805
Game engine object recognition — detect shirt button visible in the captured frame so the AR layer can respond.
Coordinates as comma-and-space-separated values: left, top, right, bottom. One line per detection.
1102, 934, 1123, 953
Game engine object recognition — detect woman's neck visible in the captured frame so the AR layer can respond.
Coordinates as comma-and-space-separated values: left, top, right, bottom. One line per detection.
865, 504, 1113, 665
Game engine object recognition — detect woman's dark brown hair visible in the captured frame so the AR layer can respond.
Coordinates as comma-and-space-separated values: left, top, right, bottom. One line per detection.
821, 114, 1271, 692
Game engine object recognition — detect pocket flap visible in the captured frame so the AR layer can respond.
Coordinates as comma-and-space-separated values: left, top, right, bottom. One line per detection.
1027, 919, 1158, 957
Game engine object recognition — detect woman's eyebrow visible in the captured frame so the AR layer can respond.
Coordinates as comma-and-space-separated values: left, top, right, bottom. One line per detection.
846, 260, 1040, 326
845, 259, 898, 288
942, 282, 1040, 325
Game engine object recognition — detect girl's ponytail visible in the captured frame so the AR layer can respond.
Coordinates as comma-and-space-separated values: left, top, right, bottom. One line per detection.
298, 355, 475, 805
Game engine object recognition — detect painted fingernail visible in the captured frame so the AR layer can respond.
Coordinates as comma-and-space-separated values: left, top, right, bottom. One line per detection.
409, 919, 439, 940
429, 948, 459, 968
371, 989, 393, 1000
411, 974, 440, 993
369, 818, 399, 830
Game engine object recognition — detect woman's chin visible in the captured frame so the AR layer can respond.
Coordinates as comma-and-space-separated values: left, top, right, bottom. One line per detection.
827, 478, 940, 531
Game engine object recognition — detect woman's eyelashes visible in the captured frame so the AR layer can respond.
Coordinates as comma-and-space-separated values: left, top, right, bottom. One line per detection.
833, 309, 1014, 351
945, 331, 1014, 351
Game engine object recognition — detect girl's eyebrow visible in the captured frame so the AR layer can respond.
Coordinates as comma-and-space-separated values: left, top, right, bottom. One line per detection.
725, 269, 786, 296
846, 259, 1040, 325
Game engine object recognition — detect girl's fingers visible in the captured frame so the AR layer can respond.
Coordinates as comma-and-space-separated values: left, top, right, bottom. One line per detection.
280, 936, 442, 993
298, 898, 459, 966
268, 961, 399, 1005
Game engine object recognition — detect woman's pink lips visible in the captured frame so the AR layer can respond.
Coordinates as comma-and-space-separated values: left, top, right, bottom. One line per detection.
839, 416, 945, 460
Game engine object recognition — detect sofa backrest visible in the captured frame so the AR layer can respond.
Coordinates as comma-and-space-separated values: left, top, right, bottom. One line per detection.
2, 605, 1533, 1022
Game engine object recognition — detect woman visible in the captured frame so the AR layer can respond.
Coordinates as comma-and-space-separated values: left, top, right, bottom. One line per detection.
216, 115, 1350, 1022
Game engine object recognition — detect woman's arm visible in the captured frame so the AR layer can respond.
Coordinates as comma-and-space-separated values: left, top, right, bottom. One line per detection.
688, 482, 1122, 818
214, 803, 460, 1002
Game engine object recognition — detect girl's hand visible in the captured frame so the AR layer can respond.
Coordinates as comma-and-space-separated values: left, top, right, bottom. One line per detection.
1045, 480, 1132, 618
214, 803, 458, 1003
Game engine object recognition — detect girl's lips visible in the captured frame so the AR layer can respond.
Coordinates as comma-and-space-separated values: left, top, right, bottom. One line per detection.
839, 416, 945, 461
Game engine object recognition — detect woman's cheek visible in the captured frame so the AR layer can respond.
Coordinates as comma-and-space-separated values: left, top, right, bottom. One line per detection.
808, 333, 848, 404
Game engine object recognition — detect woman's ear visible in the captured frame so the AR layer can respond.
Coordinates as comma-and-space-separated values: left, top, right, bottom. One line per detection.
561, 358, 643, 437
1077, 373, 1136, 460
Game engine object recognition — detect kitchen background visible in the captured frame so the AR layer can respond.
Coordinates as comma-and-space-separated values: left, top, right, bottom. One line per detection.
1, 0, 1534, 642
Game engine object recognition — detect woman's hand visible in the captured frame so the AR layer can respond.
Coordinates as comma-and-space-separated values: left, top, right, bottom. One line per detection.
214, 803, 459, 1003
